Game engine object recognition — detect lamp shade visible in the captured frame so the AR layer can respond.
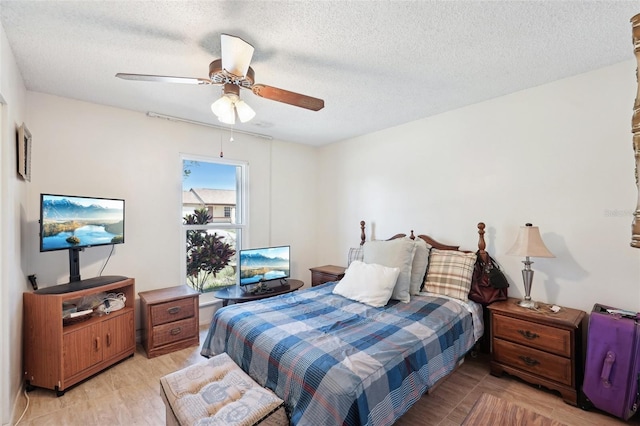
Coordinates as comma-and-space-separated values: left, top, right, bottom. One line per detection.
235, 100, 256, 123
211, 96, 234, 118
506, 223, 554, 258
216, 109, 235, 125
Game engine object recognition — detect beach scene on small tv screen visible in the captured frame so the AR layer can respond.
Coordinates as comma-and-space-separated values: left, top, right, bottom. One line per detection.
240, 246, 290, 285
41, 195, 124, 251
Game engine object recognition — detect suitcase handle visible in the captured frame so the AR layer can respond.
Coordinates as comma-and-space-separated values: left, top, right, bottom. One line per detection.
600, 351, 615, 388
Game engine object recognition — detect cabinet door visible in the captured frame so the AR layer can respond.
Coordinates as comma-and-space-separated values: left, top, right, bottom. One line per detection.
63, 324, 102, 379
102, 311, 135, 360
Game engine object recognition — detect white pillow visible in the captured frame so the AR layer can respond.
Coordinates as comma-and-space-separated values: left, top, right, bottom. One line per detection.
332, 261, 400, 307
363, 238, 416, 303
409, 237, 430, 295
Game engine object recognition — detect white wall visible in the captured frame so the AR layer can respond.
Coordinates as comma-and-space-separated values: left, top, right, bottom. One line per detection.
0, 20, 27, 426
24, 91, 318, 295
317, 60, 640, 314
269, 140, 318, 275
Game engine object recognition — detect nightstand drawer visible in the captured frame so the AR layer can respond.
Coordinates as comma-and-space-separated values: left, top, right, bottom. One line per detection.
150, 297, 195, 325
493, 339, 572, 386
312, 272, 340, 286
152, 317, 198, 347
310, 265, 346, 287
494, 314, 571, 357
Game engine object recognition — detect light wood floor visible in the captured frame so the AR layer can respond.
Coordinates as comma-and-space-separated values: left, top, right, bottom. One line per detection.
14, 327, 640, 425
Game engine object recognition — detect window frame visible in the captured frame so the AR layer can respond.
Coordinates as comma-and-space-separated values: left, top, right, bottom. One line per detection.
180, 154, 248, 304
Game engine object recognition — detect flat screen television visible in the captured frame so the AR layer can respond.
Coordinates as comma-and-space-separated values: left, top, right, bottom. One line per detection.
239, 245, 290, 285
39, 193, 125, 284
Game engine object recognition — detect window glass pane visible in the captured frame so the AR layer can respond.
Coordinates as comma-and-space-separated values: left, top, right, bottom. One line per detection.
182, 158, 245, 293
184, 228, 237, 292
183, 161, 237, 223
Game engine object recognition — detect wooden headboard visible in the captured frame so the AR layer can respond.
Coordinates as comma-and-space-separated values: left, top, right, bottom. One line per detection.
358, 220, 487, 263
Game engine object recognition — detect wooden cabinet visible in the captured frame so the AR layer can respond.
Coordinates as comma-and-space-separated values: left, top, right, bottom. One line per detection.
23, 277, 135, 396
309, 265, 346, 287
488, 298, 586, 405
139, 285, 200, 358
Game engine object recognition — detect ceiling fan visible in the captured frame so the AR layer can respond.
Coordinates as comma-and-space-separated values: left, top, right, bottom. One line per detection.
116, 34, 324, 125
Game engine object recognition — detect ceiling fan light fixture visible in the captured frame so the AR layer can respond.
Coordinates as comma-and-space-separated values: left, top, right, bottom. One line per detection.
235, 100, 256, 123
217, 111, 236, 125
211, 95, 234, 117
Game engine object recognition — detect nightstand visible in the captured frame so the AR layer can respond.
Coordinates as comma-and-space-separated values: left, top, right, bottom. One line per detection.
139, 285, 200, 358
309, 265, 346, 286
488, 298, 587, 405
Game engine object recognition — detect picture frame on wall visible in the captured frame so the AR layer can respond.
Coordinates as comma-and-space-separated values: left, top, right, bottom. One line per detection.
17, 123, 32, 182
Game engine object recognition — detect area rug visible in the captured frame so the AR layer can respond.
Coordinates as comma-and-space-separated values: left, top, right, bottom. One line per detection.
462, 393, 566, 426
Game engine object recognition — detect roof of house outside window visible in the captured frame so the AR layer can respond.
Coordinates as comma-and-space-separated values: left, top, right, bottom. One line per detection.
183, 188, 236, 206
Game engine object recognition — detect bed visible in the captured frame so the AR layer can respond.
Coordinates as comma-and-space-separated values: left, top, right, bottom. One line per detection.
201, 221, 488, 426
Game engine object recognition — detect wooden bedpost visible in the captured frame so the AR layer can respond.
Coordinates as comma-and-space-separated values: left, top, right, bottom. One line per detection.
360, 221, 366, 246
477, 222, 488, 263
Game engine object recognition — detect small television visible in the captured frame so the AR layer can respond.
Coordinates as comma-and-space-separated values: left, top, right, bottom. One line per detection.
239, 245, 290, 285
39, 193, 125, 284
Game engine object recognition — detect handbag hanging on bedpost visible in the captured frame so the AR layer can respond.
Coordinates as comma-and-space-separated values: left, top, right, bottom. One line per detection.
469, 250, 509, 305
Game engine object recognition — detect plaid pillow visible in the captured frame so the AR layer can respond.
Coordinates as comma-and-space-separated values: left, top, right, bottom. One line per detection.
347, 247, 363, 266
422, 248, 477, 301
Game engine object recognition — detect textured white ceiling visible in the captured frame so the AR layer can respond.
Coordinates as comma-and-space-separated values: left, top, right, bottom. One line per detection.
2, 1, 640, 146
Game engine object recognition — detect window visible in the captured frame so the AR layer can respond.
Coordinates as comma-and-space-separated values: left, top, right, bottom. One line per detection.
182, 156, 247, 293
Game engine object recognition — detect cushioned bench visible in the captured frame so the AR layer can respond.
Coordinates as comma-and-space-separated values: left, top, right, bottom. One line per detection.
160, 352, 287, 426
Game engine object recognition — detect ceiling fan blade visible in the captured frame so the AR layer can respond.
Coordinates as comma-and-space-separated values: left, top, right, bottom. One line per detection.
221, 34, 255, 77
251, 84, 324, 111
115, 73, 213, 85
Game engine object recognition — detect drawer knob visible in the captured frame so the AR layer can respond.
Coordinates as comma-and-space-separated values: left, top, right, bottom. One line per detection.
167, 306, 181, 315
170, 327, 182, 336
518, 329, 539, 340
519, 356, 540, 367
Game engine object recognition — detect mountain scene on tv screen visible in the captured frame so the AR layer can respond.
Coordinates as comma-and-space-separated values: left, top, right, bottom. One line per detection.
240, 250, 290, 284
41, 198, 124, 250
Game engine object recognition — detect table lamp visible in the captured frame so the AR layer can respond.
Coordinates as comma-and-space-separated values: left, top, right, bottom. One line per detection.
506, 223, 555, 309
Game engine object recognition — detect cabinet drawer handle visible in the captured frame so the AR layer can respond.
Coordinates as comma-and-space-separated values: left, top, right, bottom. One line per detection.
518, 329, 539, 340
170, 327, 182, 336
95, 336, 100, 351
167, 306, 181, 315
519, 356, 540, 367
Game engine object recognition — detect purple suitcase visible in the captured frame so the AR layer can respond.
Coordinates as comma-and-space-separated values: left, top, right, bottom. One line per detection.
582, 304, 640, 420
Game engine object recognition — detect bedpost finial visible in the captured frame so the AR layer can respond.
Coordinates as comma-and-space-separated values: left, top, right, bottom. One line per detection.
409, 230, 415, 240
360, 221, 366, 246
477, 222, 486, 253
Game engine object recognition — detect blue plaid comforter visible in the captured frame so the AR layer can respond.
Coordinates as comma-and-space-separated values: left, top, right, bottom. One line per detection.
201, 283, 481, 426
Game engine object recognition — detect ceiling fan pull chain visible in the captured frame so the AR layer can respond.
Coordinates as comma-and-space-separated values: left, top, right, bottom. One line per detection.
221, 128, 235, 158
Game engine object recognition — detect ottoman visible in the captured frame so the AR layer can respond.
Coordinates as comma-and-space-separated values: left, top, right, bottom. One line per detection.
160, 352, 287, 426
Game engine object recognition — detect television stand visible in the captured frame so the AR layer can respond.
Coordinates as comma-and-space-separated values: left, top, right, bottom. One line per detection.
214, 279, 304, 307
23, 277, 135, 395
248, 282, 274, 295
34, 275, 129, 294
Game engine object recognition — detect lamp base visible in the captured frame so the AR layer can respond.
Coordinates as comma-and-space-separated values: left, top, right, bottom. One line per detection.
518, 299, 538, 309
